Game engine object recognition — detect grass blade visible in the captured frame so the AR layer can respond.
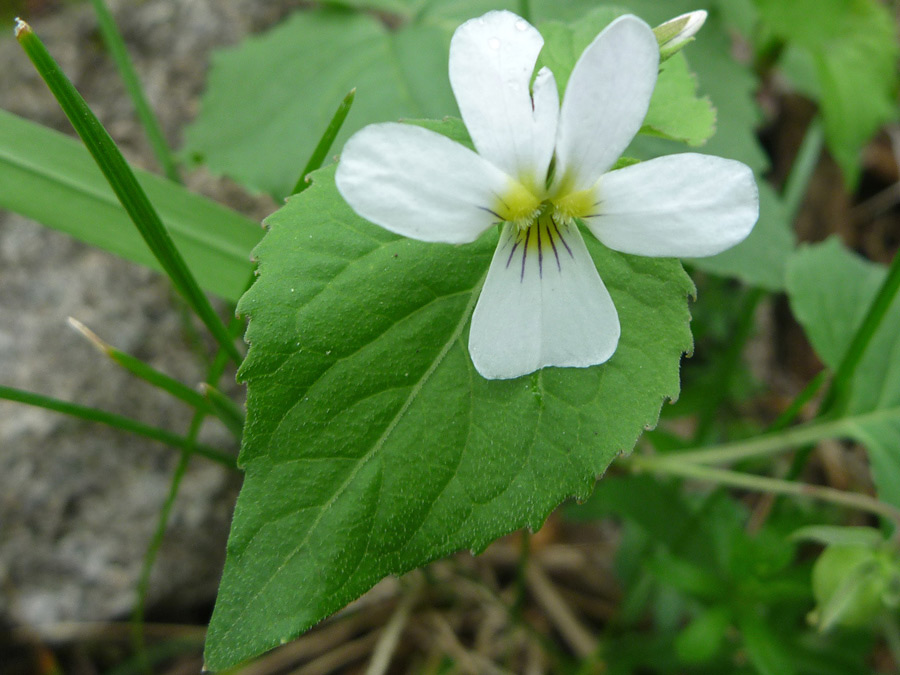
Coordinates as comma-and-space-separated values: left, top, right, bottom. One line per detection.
88, 0, 181, 183
15, 19, 241, 363
821, 249, 900, 416
131, 312, 247, 668
200, 383, 245, 438
0, 384, 236, 468
782, 117, 824, 221
68, 317, 208, 410
291, 88, 355, 195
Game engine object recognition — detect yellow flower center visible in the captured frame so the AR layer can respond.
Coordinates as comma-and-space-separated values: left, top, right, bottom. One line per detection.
552, 188, 597, 224
493, 178, 598, 231
493, 179, 542, 229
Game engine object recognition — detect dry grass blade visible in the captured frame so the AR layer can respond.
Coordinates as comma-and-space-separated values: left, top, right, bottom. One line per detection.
288, 630, 381, 675
525, 562, 597, 659
12, 621, 205, 645
419, 612, 516, 675
234, 605, 395, 675
364, 573, 424, 675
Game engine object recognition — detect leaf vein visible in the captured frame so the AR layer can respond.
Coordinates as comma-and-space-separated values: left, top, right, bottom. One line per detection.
217, 268, 487, 641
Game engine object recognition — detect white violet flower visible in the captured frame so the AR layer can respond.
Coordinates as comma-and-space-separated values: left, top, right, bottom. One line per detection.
335, 11, 759, 380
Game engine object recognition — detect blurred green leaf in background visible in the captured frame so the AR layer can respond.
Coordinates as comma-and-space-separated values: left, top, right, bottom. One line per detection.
0, 109, 261, 302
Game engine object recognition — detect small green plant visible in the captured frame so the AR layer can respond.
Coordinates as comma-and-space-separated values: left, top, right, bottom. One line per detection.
4, 0, 900, 672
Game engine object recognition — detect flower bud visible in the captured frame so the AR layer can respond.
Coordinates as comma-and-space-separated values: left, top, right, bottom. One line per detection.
654, 10, 707, 60
811, 544, 900, 631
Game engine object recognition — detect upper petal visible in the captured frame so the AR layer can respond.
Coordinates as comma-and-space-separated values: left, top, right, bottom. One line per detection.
553, 15, 659, 193
449, 11, 556, 187
583, 153, 760, 257
469, 220, 620, 380
530, 67, 560, 185
336, 123, 513, 244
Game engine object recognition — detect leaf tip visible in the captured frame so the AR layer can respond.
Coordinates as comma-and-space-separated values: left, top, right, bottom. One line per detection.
67, 316, 111, 354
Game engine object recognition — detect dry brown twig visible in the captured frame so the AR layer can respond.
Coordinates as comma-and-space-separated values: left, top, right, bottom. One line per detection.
525, 562, 598, 659
421, 611, 516, 675
289, 631, 381, 675
364, 572, 425, 675
234, 603, 394, 675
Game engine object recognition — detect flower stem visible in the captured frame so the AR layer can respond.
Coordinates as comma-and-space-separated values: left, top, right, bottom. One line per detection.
15, 19, 241, 364
517, 0, 531, 23
672, 415, 845, 465
653, 405, 899, 466
88, 0, 181, 183
513, 530, 530, 621
627, 455, 900, 527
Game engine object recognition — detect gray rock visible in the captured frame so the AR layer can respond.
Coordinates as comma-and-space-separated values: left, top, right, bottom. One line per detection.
0, 0, 287, 628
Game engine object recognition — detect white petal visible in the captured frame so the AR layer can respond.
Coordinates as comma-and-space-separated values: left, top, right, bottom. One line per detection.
469, 221, 620, 380
449, 11, 555, 186
584, 153, 759, 257
336, 123, 513, 244
531, 67, 560, 186
553, 15, 659, 193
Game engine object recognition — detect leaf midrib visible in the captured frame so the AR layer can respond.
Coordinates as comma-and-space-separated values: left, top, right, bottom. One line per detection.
270, 288, 476, 446
216, 266, 488, 644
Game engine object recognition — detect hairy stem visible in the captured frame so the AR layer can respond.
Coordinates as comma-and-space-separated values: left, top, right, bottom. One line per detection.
628, 455, 900, 527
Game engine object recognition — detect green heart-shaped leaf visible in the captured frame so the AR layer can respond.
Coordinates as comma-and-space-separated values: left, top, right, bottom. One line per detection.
205, 122, 695, 669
